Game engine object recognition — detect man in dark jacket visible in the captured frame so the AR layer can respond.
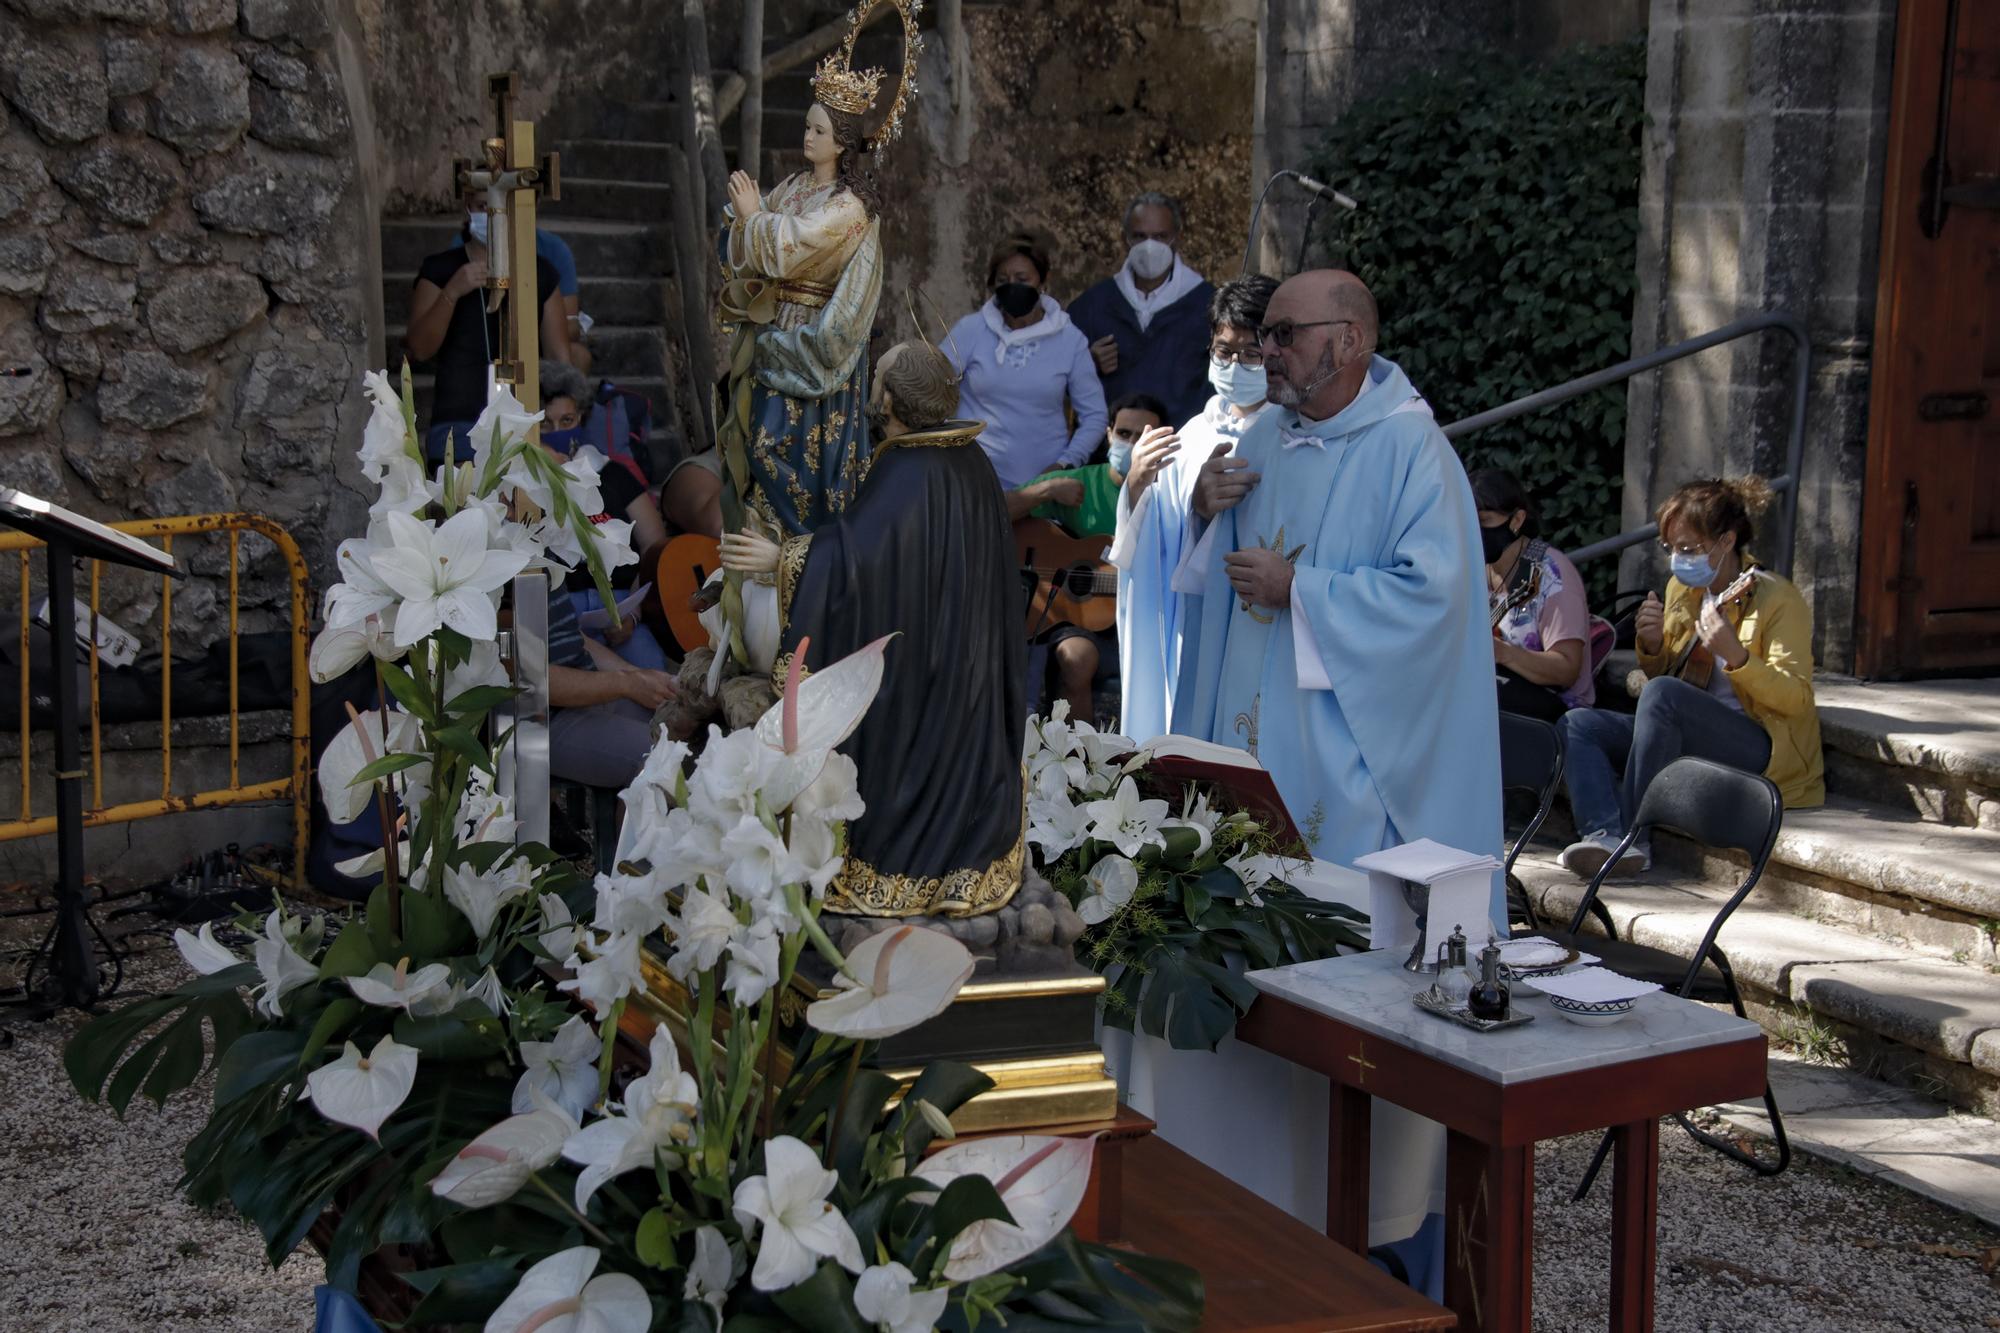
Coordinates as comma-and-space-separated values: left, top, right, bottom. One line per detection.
1067, 190, 1216, 428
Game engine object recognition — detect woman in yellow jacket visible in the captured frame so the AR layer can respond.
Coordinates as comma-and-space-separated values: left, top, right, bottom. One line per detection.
1558, 477, 1824, 878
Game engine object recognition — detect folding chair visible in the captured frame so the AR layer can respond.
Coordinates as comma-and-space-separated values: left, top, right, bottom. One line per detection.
1540, 755, 1791, 1196
1498, 711, 1564, 934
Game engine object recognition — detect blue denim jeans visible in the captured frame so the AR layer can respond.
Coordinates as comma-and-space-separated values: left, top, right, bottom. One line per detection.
1558, 675, 1772, 839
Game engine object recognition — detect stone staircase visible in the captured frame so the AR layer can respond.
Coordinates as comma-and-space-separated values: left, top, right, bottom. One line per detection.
377, 100, 689, 476
1512, 675, 2000, 1118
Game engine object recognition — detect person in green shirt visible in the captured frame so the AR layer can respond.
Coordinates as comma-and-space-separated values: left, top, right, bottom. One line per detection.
1009, 393, 1168, 722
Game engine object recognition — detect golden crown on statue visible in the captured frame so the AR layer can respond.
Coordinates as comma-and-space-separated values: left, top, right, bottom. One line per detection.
808, 0, 925, 144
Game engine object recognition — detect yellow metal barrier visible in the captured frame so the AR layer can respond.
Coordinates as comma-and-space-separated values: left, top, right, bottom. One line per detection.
0, 513, 311, 886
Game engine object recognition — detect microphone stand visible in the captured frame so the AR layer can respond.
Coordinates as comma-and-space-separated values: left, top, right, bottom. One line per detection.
1241, 169, 1360, 276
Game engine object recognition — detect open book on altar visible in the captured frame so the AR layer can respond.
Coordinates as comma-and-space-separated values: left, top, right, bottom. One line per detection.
1137, 733, 1304, 848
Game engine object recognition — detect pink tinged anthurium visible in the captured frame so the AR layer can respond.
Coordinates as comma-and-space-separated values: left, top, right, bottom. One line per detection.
318, 707, 425, 823
806, 925, 975, 1040
753, 633, 893, 808
915, 1134, 1095, 1282
482, 1246, 649, 1333
732, 1134, 865, 1292
430, 1094, 576, 1210
305, 1035, 419, 1141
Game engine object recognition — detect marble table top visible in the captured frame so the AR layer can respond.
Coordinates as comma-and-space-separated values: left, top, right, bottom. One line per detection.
1246, 949, 1763, 1086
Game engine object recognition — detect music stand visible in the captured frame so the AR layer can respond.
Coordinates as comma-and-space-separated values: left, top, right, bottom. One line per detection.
0, 488, 179, 1012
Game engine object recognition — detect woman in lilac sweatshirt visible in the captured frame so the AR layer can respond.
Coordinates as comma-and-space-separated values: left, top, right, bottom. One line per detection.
946, 231, 1109, 491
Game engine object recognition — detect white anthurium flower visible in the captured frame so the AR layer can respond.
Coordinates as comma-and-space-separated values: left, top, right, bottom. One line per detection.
1083, 776, 1170, 858
1075, 855, 1138, 926
854, 1261, 950, 1333
663, 885, 738, 983
430, 1091, 576, 1210
306, 1035, 419, 1141
172, 921, 239, 976
514, 1014, 602, 1120
786, 814, 845, 897
483, 1245, 649, 1333
807, 925, 974, 1041
753, 634, 893, 808
789, 750, 864, 825
560, 928, 645, 1012
685, 1225, 737, 1317
252, 909, 318, 1018
371, 508, 532, 647
561, 1028, 698, 1212
916, 1135, 1095, 1282
537, 893, 579, 961
724, 917, 784, 1006
732, 1134, 865, 1292
318, 707, 425, 824
445, 857, 535, 940
347, 957, 454, 1012
467, 966, 511, 1018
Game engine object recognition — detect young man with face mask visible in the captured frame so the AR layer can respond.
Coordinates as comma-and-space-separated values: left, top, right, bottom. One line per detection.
1107, 275, 1278, 742
1066, 190, 1217, 427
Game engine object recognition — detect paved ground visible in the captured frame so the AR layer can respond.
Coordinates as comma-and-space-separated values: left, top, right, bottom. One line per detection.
4, 913, 1999, 1332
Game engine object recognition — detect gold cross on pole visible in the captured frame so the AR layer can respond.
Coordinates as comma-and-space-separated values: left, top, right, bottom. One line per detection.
453, 71, 562, 415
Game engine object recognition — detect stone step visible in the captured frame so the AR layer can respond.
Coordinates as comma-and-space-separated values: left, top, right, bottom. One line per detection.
552, 176, 678, 224
380, 216, 670, 280
552, 137, 675, 181
387, 323, 668, 382
592, 100, 679, 142
1513, 848, 2000, 1118
381, 274, 667, 329
1815, 676, 2000, 831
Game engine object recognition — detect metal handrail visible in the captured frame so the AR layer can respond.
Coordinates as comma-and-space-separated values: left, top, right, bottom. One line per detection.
1441, 311, 1810, 577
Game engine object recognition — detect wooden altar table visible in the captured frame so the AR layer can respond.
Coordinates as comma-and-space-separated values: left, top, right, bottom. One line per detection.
1237, 951, 1766, 1333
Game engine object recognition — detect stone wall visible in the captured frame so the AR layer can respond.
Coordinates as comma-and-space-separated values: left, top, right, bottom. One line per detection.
0, 0, 374, 647
1621, 0, 1897, 673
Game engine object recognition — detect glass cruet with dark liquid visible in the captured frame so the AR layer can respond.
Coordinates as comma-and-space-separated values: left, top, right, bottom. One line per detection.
1467, 938, 1511, 1021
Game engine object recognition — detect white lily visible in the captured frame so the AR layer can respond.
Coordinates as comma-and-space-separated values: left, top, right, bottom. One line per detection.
172, 921, 239, 976
1073, 723, 1136, 768
467, 381, 542, 479
1226, 850, 1293, 897
685, 1225, 737, 1316
916, 1135, 1095, 1282
1075, 854, 1138, 926
786, 813, 845, 897
1162, 788, 1221, 859
537, 893, 579, 960
724, 917, 783, 1006
318, 707, 424, 823
854, 1261, 950, 1333
347, 956, 454, 1012
1082, 776, 1169, 858
732, 1134, 865, 1292
560, 928, 645, 1012
561, 1028, 698, 1211
444, 857, 535, 939
466, 966, 511, 1017
1027, 796, 1091, 861
306, 1035, 419, 1140
591, 871, 675, 939
251, 909, 318, 1017
483, 1246, 649, 1333
430, 1092, 576, 1209
662, 885, 738, 983
513, 1013, 602, 1121
371, 507, 531, 647
721, 815, 808, 902
807, 925, 974, 1041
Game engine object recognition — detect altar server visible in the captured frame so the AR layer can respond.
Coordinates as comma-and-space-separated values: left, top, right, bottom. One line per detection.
1109, 275, 1277, 741
1170, 268, 1503, 1292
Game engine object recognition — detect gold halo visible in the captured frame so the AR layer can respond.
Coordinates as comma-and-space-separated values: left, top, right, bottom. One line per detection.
809, 0, 925, 146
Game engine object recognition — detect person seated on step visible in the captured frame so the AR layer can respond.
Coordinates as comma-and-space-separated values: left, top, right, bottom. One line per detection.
1011, 394, 1166, 726
536, 359, 672, 672
544, 578, 688, 791
407, 198, 574, 464
1557, 476, 1823, 878
536, 226, 592, 378
658, 445, 724, 540
1473, 466, 1594, 724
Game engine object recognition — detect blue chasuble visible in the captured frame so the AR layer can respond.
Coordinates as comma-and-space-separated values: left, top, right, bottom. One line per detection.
1170, 356, 1504, 928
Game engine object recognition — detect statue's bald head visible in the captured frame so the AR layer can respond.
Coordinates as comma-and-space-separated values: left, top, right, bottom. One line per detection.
875, 341, 960, 433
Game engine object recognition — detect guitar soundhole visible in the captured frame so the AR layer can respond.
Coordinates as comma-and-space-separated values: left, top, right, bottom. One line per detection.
1062, 565, 1098, 598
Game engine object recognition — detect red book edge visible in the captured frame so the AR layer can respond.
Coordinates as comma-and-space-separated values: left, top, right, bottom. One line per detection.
1143, 753, 1304, 850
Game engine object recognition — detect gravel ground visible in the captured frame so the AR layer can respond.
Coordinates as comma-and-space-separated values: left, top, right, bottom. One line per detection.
4, 909, 1998, 1333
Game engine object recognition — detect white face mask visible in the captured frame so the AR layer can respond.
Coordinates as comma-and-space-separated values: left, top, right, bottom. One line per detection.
1209, 358, 1269, 408
1127, 238, 1174, 282
466, 210, 488, 245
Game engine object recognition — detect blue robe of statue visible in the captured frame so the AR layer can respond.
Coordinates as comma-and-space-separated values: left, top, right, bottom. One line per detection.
1171, 355, 1504, 929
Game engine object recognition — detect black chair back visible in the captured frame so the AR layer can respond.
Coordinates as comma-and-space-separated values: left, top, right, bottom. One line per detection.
1497, 711, 1564, 878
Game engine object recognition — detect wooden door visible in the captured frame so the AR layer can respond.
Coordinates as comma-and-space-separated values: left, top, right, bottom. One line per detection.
1858, 0, 2000, 676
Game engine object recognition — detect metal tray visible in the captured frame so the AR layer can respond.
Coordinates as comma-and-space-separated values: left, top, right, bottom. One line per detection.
1412, 987, 1535, 1032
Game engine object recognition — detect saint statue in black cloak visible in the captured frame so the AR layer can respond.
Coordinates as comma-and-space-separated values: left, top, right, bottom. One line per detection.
719, 340, 1027, 917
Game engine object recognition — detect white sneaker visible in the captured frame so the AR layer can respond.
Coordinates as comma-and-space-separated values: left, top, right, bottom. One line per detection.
1560, 831, 1620, 879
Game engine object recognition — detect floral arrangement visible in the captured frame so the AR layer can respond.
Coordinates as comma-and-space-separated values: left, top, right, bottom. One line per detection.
1023, 706, 1367, 1051
65, 373, 1199, 1332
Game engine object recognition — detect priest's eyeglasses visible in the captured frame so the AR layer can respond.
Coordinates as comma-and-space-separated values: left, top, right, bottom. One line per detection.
1257, 318, 1351, 348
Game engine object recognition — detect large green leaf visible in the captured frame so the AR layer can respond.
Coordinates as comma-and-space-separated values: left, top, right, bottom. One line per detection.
771, 1261, 870, 1333
214, 1026, 313, 1105
401, 1258, 524, 1325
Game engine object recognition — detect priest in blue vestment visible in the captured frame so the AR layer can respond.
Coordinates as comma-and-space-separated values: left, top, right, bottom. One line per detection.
1169, 269, 1504, 1294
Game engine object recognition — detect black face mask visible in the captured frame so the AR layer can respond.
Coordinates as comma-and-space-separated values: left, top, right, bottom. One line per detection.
993, 282, 1040, 319
1481, 521, 1517, 565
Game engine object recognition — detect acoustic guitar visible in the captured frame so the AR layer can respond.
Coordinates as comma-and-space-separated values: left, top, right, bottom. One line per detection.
654, 532, 723, 655
1666, 569, 1758, 691
1490, 560, 1543, 633
1015, 518, 1116, 638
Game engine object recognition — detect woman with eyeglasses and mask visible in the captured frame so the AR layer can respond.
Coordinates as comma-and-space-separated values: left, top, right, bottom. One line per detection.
1557, 476, 1823, 879
1109, 274, 1279, 741
1471, 467, 1593, 723
947, 230, 1108, 493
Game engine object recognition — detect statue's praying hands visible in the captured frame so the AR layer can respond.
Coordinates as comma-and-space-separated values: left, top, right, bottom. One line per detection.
727, 170, 764, 218
720, 529, 782, 576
